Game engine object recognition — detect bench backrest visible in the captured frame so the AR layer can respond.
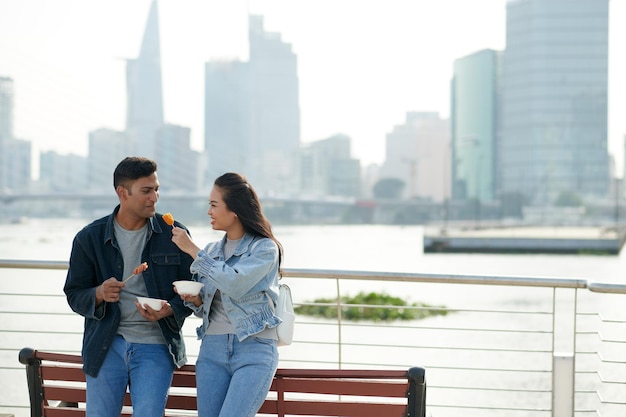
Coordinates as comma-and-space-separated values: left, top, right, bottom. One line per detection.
19, 347, 426, 417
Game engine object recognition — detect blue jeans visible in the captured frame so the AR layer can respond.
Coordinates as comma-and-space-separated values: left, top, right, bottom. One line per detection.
85, 335, 174, 417
196, 334, 278, 417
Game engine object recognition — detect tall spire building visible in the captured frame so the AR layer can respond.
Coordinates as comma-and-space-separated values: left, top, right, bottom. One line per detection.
499, 0, 610, 205
126, 0, 164, 158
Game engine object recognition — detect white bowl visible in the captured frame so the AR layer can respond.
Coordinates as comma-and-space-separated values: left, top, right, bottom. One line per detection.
173, 281, 204, 296
137, 296, 165, 311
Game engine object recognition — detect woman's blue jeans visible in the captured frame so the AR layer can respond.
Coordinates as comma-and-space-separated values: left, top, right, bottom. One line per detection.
85, 335, 174, 417
196, 334, 278, 417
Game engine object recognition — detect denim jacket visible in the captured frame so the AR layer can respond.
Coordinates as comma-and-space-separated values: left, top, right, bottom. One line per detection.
63, 206, 195, 377
188, 233, 281, 341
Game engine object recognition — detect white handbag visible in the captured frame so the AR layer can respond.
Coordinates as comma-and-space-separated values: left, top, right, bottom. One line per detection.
275, 284, 295, 346
251, 238, 295, 346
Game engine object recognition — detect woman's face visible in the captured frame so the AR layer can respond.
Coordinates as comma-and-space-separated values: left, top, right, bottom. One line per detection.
208, 185, 240, 234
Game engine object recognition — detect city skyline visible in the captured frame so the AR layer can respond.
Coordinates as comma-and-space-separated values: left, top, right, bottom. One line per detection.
0, 0, 625, 172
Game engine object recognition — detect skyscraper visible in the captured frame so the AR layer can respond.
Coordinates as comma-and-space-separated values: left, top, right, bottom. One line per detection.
248, 15, 300, 157
126, 0, 164, 158
300, 134, 361, 198
39, 151, 87, 192
0, 76, 13, 191
3, 138, 31, 191
0, 76, 13, 142
88, 128, 133, 190
0, 76, 31, 192
381, 112, 450, 202
204, 15, 301, 195
500, 0, 610, 205
154, 123, 203, 192
451, 49, 501, 202
205, 60, 250, 185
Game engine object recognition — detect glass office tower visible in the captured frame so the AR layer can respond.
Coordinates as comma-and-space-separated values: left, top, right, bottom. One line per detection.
204, 15, 300, 195
451, 49, 501, 202
500, 0, 610, 204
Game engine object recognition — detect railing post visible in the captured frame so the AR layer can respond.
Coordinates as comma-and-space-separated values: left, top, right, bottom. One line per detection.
335, 278, 342, 368
552, 353, 574, 417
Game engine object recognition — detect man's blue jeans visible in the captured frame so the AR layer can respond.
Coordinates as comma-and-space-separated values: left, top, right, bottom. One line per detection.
85, 335, 174, 417
195, 334, 278, 417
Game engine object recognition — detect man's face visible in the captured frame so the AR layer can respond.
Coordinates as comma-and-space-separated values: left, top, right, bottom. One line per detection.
119, 172, 160, 219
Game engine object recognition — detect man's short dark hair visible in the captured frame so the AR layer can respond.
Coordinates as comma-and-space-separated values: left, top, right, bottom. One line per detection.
113, 157, 158, 190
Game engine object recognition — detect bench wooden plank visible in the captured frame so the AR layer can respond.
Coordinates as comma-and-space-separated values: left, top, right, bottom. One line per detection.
41, 365, 85, 382
170, 369, 197, 388
261, 400, 408, 417
40, 386, 85, 403
271, 377, 408, 397
43, 408, 133, 417
273, 368, 408, 378
164, 394, 197, 410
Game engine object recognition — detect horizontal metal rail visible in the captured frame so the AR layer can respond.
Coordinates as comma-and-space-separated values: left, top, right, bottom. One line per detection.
0, 258, 595, 288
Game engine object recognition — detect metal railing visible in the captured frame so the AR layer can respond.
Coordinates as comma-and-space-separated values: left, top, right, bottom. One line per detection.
1, 259, 626, 417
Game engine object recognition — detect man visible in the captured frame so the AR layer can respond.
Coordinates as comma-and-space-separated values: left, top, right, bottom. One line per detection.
64, 156, 194, 417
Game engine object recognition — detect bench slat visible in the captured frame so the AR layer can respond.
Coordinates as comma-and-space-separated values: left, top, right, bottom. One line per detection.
41, 407, 84, 417
259, 400, 408, 417
43, 407, 133, 417
273, 369, 407, 379
171, 370, 197, 388
165, 394, 197, 409
270, 378, 407, 397
42, 387, 132, 406
36, 351, 83, 364
41, 386, 85, 403
41, 365, 85, 382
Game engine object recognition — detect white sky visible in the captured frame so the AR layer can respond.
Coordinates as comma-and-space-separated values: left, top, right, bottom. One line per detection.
0, 0, 624, 170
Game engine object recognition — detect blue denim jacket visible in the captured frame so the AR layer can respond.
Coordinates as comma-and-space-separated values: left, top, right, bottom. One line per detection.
63, 206, 195, 377
188, 233, 281, 341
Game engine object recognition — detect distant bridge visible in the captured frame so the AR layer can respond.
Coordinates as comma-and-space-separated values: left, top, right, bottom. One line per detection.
0, 192, 354, 205
0, 192, 446, 225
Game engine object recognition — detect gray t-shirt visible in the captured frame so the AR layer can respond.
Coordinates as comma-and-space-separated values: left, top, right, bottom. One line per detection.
114, 219, 165, 345
206, 238, 239, 335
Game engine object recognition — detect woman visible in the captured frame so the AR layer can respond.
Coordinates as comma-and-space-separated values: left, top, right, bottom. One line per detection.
170, 172, 283, 417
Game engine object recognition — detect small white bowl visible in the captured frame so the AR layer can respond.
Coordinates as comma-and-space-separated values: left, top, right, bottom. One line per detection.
137, 296, 165, 311
173, 281, 204, 296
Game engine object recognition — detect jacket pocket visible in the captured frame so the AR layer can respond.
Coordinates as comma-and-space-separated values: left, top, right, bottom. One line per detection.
151, 253, 181, 266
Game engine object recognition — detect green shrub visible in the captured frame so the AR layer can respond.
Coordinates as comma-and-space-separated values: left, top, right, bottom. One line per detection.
294, 291, 448, 321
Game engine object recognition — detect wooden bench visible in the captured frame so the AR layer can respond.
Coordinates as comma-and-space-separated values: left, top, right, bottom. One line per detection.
19, 347, 426, 417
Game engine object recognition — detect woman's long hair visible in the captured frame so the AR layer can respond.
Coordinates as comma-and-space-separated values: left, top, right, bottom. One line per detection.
214, 172, 283, 270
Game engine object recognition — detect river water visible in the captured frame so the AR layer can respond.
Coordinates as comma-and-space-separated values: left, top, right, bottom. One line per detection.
2, 218, 626, 416
4, 217, 626, 280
